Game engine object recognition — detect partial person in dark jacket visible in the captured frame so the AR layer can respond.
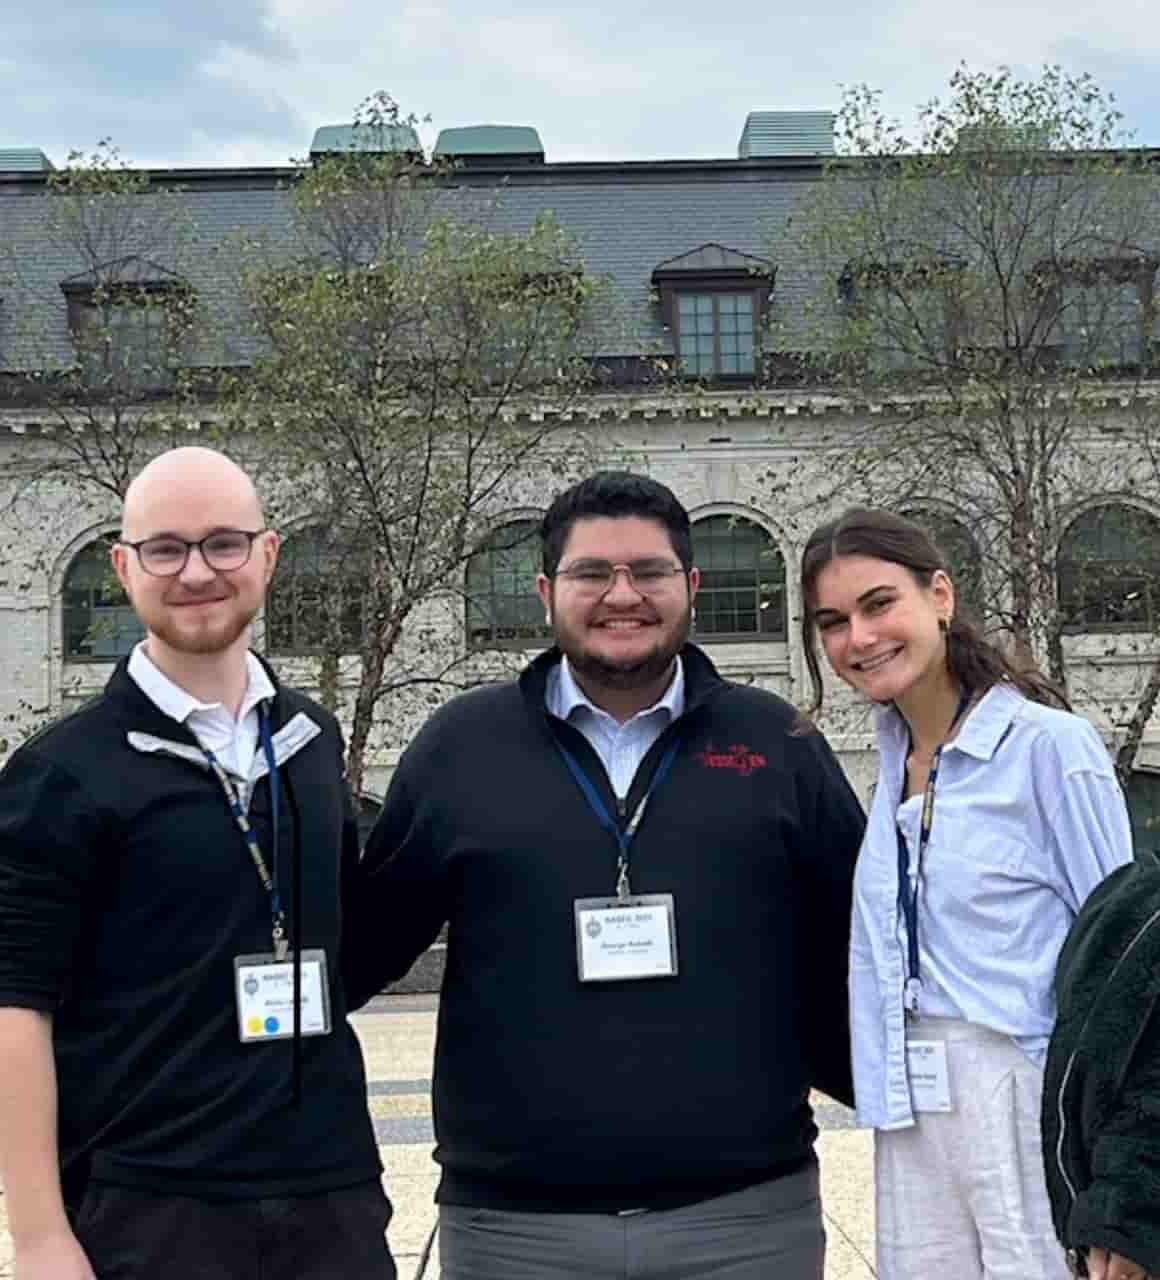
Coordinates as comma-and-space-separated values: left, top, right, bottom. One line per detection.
346, 471, 865, 1280
0, 448, 392, 1280
1044, 857, 1160, 1280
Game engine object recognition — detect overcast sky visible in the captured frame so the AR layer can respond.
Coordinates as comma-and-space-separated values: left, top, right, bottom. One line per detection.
3, 0, 1160, 169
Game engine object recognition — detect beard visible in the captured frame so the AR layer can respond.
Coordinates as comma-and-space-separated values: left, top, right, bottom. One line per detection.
146, 598, 258, 656
563, 603, 692, 691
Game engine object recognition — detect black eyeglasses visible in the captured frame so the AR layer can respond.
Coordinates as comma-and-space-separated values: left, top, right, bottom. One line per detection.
119, 529, 266, 578
553, 558, 686, 597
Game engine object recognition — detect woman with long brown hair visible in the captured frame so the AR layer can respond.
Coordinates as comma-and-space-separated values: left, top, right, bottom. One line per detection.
800, 507, 1135, 1280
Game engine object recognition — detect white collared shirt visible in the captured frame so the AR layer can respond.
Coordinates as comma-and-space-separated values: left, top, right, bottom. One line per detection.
851, 682, 1133, 1130
545, 656, 685, 798
128, 642, 276, 780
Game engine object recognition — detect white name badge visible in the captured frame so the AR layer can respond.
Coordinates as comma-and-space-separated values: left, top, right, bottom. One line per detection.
234, 949, 333, 1043
906, 1039, 953, 1112
574, 894, 678, 983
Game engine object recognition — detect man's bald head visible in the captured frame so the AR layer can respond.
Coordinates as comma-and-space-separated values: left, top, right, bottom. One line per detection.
113, 447, 279, 662
122, 447, 264, 541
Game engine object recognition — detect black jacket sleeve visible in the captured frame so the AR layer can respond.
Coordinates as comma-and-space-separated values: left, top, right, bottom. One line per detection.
0, 748, 102, 1009
793, 728, 864, 1108
341, 761, 450, 1011
1064, 997, 1160, 1275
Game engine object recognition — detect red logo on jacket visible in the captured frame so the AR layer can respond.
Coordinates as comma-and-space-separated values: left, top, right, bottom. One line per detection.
696, 743, 767, 775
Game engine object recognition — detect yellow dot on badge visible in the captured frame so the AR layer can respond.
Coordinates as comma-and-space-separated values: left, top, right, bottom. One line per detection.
247, 1016, 264, 1034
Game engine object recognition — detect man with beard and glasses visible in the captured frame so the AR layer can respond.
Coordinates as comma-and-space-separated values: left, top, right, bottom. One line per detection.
0, 447, 394, 1280
346, 471, 864, 1280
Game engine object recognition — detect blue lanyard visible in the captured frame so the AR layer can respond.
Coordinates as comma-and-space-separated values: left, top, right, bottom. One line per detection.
896, 691, 970, 1012
556, 737, 680, 899
203, 706, 286, 958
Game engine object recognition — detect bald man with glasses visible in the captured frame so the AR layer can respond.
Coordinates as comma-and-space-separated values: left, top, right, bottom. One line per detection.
0, 448, 395, 1280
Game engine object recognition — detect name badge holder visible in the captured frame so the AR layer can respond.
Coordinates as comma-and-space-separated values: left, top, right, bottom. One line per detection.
203, 708, 332, 1042
558, 739, 681, 984
897, 691, 970, 1109
235, 949, 332, 1042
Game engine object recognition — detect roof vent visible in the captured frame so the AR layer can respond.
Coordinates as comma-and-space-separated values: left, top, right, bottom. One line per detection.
433, 125, 545, 167
0, 148, 55, 173
309, 123, 421, 158
738, 111, 834, 159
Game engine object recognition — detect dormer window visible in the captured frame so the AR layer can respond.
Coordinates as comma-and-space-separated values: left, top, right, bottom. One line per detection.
652, 244, 775, 382
60, 256, 191, 396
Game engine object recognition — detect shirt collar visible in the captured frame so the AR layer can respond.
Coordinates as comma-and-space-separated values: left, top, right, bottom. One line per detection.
128, 642, 276, 727
874, 680, 1023, 764
550, 654, 686, 725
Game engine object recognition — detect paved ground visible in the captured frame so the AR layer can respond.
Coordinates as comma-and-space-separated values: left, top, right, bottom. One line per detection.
0, 994, 876, 1278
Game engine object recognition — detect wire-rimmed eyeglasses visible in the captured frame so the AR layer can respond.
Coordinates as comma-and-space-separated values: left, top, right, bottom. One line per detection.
119, 529, 266, 577
553, 558, 686, 597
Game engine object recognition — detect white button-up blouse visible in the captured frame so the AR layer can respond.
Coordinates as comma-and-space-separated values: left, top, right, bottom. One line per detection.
851, 682, 1133, 1130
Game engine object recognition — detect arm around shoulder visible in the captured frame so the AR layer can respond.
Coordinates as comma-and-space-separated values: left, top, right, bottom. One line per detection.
794, 727, 865, 1108
341, 762, 450, 1009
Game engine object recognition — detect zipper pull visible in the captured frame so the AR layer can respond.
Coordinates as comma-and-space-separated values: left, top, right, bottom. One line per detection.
616, 793, 627, 820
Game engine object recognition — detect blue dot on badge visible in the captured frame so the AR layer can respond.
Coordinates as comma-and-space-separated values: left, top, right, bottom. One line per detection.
265, 1016, 280, 1033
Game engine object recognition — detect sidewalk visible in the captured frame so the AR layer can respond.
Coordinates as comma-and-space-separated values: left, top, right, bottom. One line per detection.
0, 993, 876, 1278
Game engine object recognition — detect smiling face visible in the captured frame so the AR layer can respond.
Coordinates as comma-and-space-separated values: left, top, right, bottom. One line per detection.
112, 448, 279, 663
811, 553, 954, 705
537, 515, 699, 697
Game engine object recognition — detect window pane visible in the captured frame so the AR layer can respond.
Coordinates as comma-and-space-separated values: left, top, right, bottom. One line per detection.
1058, 504, 1160, 631
692, 515, 786, 640
1127, 771, 1160, 863
674, 291, 759, 378
62, 537, 145, 661
466, 519, 552, 648
268, 527, 367, 654
900, 509, 986, 624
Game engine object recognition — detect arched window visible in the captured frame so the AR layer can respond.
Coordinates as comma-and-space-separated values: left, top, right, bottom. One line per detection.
465, 519, 550, 649
1058, 504, 1160, 630
267, 526, 367, 655
692, 515, 786, 640
62, 535, 144, 661
901, 508, 986, 624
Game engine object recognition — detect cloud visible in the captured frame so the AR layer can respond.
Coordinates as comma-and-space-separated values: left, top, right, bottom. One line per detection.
0, 1, 304, 167
2, 0, 1159, 168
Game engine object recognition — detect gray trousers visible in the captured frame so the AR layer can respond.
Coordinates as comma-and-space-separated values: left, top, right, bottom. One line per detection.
439, 1161, 824, 1279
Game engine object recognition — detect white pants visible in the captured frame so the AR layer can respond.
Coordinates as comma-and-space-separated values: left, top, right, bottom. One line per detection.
875, 1017, 1070, 1280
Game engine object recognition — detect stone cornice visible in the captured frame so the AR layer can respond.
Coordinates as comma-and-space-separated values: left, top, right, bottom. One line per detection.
2, 379, 1158, 434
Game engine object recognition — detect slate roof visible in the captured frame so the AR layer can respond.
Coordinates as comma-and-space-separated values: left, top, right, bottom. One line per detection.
652, 243, 776, 276
59, 256, 188, 293
0, 155, 821, 371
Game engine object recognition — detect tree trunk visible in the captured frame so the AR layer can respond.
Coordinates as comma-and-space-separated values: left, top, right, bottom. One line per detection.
1008, 503, 1036, 667
317, 650, 339, 715
345, 633, 389, 803
1115, 650, 1160, 790
1045, 622, 1068, 696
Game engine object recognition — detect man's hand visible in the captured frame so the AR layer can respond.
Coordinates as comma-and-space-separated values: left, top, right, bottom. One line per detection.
1086, 1246, 1149, 1280
14, 1228, 97, 1280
